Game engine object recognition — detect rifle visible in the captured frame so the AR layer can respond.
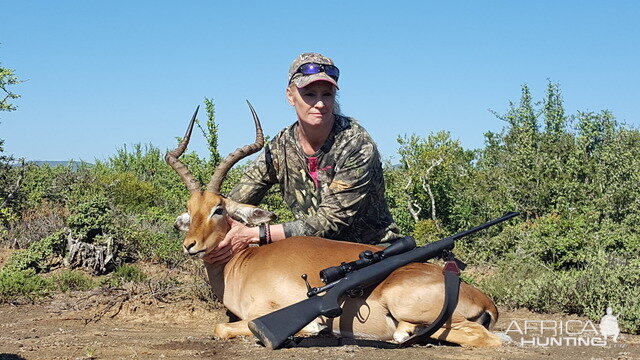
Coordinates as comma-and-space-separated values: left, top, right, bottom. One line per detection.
249, 212, 520, 349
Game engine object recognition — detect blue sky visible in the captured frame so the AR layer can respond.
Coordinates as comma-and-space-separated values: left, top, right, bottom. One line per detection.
1, 1, 639, 163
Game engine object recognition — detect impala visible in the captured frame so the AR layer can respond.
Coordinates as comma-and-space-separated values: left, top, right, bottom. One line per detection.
165, 103, 503, 347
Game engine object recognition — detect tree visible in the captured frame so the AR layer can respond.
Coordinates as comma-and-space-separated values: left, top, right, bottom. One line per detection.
0, 61, 22, 152
0, 61, 23, 238
0, 63, 20, 113
396, 131, 473, 237
473, 82, 576, 220
202, 97, 221, 173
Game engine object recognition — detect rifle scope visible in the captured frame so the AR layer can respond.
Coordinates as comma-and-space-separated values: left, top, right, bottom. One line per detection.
319, 236, 416, 284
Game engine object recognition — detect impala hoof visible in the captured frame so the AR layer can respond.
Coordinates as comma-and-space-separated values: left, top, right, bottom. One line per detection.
393, 330, 411, 343
494, 332, 513, 343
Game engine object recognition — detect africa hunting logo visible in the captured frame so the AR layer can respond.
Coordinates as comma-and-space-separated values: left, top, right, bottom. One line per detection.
502, 307, 622, 347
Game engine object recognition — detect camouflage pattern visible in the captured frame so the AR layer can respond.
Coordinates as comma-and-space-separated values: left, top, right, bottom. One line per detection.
228, 115, 403, 245
288, 52, 339, 89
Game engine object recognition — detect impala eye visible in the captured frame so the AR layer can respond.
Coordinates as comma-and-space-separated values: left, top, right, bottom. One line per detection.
212, 207, 224, 216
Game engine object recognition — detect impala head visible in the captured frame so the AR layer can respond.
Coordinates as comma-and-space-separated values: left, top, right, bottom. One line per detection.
166, 102, 276, 257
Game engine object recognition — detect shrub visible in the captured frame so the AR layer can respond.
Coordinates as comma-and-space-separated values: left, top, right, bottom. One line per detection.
2, 230, 67, 274
140, 206, 175, 223
132, 229, 183, 267
480, 253, 640, 334
109, 212, 183, 267
6, 201, 66, 248
383, 164, 416, 236
412, 219, 446, 246
0, 206, 19, 242
99, 172, 157, 213
0, 161, 26, 236
520, 213, 594, 269
67, 194, 113, 241
0, 268, 52, 303
460, 212, 640, 268
99, 143, 198, 216
113, 264, 147, 283
573, 254, 640, 334
20, 163, 78, 206
53, 270, 96, 292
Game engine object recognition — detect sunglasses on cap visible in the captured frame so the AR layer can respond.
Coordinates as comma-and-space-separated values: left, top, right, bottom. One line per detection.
288, 63, 340, 85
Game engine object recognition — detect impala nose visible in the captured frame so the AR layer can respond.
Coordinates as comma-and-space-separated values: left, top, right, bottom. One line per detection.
184, 241, 196, 253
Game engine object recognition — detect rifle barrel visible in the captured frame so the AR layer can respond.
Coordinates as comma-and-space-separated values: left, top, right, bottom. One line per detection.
450, 212, 520, 241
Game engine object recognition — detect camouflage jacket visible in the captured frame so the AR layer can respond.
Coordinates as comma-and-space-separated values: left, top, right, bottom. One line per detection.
228, 115, 402, 244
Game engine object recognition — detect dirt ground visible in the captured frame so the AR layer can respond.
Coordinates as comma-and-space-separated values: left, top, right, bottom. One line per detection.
0, 254, 638, 359
1, 292, 638, 360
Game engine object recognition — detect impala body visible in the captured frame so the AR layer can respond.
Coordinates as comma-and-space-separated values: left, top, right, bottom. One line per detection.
166, 104, 502, 347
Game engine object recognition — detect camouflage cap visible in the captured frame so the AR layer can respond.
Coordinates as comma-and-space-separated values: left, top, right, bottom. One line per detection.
288, 52, 339, 89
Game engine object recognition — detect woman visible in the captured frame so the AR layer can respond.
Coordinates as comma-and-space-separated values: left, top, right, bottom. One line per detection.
204, 53, 401, 264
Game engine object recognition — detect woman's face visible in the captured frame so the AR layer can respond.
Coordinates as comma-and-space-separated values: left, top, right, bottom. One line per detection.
286, 81, 336, 127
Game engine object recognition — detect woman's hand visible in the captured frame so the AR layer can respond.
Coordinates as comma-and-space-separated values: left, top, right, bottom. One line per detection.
202, 217, 257, 264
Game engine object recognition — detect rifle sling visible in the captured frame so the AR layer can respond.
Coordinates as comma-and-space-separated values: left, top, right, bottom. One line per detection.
397, 260, 461, 347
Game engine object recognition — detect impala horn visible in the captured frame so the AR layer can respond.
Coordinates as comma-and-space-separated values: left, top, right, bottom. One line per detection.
165, 106, 202, 193
207, 100, 264, 193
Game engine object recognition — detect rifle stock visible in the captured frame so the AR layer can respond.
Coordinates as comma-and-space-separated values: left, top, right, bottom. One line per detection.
248, 295, 324, 349
249, 212, 519, 349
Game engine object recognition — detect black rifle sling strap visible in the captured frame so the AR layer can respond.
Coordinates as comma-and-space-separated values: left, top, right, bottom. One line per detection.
397, 260, 461, 347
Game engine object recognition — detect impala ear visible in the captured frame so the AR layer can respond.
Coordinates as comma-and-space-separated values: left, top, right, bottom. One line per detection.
224, 198, 277, 226
175, 213, 190, 231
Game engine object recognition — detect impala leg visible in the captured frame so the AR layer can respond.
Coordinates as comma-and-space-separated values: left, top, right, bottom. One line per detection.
392, 321, 416, 342
214, 320, 253, 339
298, 320, 325, 336
429, 316, 502, 347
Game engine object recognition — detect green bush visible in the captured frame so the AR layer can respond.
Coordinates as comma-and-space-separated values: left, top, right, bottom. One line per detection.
479, 256, 579, 313
412, 219, 446, 246
67, 194, 113, 241
135, 230, 183, 267
99, 143, 198, 215
20, 163, 78, 206
2, 230, 67, 274
522, 213, 593, 269
140, 206, 175, 223
573, 254, 640, 334
6, 201, 67, 248
1, 161, 26, 235
53, 270, 96, 292
0, 230, 68, 303
461, 213, 639, 268
99, 172, 157, 212
383, 164, 415, 236
0, 206, 18, 240
480, 253, 640, 334
0, 268, 52, 303
113, 264, 147, 283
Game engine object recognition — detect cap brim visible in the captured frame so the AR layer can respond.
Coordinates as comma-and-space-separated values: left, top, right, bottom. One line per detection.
292, 73, 339, 89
